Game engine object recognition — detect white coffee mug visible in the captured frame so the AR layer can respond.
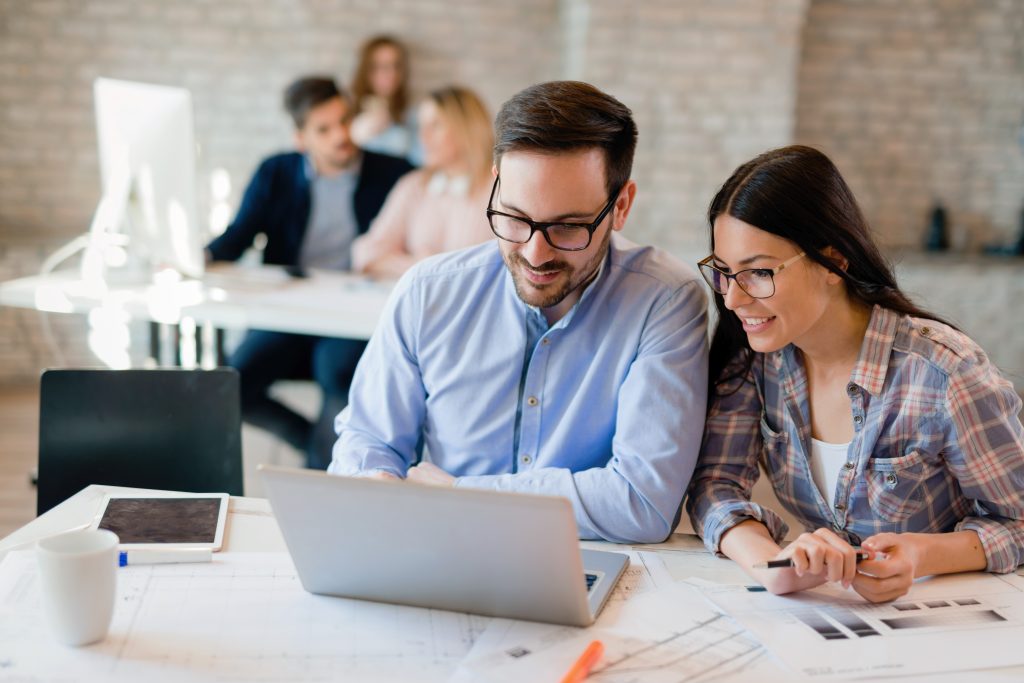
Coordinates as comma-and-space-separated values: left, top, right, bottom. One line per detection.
36, 529, 119, 646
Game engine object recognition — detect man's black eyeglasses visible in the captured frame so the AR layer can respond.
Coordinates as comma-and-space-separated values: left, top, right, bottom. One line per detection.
485, 176, 620, 252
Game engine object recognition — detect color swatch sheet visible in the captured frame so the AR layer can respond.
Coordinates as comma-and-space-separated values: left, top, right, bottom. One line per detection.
699, 571, 1024, 680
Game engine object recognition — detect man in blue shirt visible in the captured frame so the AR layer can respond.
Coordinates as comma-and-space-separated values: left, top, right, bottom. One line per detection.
329, 81, 708, 543
207, 77, 411, 469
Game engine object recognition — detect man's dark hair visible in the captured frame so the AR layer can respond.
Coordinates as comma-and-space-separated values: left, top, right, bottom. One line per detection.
493, 81, 638, 195
283, 77, 345, 129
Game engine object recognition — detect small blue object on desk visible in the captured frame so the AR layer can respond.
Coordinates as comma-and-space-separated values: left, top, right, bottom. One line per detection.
119, 549, 213, 567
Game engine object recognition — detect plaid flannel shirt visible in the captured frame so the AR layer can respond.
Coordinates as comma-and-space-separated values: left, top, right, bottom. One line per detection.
687, 305, 1024, 573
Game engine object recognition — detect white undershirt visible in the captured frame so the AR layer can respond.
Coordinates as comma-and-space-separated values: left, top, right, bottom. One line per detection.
809, 438, 852, 506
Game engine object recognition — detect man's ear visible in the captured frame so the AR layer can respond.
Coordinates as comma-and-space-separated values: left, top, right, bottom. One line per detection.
611, 180, 638, 232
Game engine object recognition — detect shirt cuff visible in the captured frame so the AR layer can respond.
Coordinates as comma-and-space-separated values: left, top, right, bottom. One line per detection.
701, 501, 790, 556
955, 516, 1023, 574
327, 453, 405, 480
453, 475, 493, 490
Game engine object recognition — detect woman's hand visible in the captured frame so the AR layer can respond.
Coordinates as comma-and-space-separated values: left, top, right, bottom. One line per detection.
851, 532, 921, 603
771, 527, 864, 590
721, 521, 864, 595
350, 96, 392, 144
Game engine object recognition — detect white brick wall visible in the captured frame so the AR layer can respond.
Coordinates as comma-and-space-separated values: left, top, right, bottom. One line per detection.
1, 0, 1022, 389
894, 254, 1024, 391
571, 0, 809, 254
0, 0, 558, 244
796, 0, 1024, 249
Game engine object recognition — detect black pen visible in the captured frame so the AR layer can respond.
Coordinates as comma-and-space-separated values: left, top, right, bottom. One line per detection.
752, 551, 873, 570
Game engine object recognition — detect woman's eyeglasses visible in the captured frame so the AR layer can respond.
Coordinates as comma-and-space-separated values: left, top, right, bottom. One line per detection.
697, 252, 806, 299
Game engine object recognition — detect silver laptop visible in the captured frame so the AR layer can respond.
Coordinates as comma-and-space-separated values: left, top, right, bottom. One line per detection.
259, 465, 628, 626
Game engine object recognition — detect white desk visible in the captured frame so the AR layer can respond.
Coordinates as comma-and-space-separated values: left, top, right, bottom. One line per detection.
0, 263, 395, 341
2, 486, 1022, 683
0, 485, 286, 562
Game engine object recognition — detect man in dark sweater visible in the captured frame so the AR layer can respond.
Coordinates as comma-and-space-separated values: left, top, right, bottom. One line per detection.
207, 77, 411, 469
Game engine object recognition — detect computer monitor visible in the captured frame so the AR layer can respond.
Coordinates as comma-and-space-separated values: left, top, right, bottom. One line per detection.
84, 78, 205, 283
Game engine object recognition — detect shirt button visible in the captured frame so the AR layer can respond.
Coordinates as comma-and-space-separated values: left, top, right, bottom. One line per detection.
885, 473, 898, 486
920, 326, 932, 337
526, 396, 539, 407
834, 503, 846, 511
846, 384, 858, 396
843, 462, 855, 470
853, 415, 863, 424
521, 454, 532, 464
541, 338, 551, 345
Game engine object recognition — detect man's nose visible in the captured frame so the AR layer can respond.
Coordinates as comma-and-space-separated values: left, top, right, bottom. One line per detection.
336, 122, 352, 144
519, 228, 556, 266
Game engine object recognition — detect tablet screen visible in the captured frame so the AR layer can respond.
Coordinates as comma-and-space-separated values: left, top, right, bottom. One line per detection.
97, 497, 223, 544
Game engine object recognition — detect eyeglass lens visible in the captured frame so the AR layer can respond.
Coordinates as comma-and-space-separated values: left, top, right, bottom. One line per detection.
489, 214, 591, 250
700, 264, 775, 298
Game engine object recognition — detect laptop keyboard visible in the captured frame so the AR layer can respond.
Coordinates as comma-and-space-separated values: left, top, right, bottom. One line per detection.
585, 572, 598, 592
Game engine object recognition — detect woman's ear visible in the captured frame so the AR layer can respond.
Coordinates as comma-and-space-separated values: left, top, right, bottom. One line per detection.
820, 246, 848, 284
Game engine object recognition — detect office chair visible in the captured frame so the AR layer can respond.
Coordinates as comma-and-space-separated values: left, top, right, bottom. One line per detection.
37, 368, 244, 516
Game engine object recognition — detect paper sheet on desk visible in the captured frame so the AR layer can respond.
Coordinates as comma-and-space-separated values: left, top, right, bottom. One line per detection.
450, 582, 771, 683
634, 535, 753, 586
450, 552, 775, 683
0, 550, 488, 683
697, 571, 1024, 680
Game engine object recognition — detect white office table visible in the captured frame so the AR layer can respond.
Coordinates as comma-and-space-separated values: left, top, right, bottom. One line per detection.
0, 263, 395, 341
2, 486, 1022, 683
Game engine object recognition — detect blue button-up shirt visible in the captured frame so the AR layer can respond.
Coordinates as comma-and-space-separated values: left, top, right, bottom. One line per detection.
329, 236, 709, 543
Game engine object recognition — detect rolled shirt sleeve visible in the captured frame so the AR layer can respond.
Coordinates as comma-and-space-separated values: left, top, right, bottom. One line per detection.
686, 366, 790, 554
328, 271, 424, 479
946, 354, 1024, 573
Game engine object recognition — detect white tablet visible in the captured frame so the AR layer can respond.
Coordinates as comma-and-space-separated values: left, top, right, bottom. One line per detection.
89, 492, 230, 551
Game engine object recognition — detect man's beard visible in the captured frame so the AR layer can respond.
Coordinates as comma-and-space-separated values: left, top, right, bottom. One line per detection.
503, 227, 611, 310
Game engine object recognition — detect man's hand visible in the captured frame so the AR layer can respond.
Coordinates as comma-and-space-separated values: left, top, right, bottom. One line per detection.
363, 470, 400, 481
852, 532, 920, 603
406, 462, 456, 487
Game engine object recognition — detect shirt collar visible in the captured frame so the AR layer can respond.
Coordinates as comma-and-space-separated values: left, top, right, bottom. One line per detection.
520, 240, 612, 331
303, 153, 361, 182
848, 304, 898, 397
426, 172, 470, 197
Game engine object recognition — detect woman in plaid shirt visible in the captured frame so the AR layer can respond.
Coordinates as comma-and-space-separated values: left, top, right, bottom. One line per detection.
686, 145, 1024, 602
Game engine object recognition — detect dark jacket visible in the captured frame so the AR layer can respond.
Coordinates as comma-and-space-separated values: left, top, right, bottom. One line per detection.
206, 151, 413, 265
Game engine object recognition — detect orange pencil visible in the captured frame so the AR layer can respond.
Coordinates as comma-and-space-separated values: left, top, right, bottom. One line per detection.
559, 639, 604, 683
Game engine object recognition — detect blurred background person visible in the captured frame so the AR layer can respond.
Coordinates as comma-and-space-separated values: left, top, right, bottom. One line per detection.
352, 86, 495, 279
349, 35, 421, 164
206, 76, 412, 470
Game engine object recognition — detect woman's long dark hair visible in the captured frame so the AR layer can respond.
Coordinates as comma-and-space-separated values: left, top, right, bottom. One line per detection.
708, 145, 955, 398
351, 35, 410, 122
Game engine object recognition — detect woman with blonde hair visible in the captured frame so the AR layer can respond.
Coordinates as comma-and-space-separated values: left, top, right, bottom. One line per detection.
349, 34, 420, 163
352, 86, 495, 278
